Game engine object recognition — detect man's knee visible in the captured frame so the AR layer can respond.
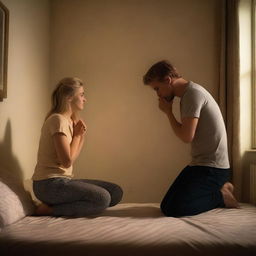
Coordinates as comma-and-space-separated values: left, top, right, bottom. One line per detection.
160, 201, 186, 217
161, 201, 177, 217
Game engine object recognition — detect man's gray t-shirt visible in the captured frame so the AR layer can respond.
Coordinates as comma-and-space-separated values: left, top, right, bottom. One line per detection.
180, 81, 230, 169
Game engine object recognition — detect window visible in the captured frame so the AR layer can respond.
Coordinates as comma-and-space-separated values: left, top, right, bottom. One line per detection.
252, 0, 256, 148
239, 0, 253, 150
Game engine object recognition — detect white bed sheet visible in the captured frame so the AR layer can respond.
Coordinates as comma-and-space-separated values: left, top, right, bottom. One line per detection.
0, 203, 256, 256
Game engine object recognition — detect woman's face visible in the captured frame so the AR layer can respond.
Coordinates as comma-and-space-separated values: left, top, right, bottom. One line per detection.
71, 86, 86, 111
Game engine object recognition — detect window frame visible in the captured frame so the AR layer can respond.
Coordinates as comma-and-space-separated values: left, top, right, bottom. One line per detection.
252, 0, 256, 148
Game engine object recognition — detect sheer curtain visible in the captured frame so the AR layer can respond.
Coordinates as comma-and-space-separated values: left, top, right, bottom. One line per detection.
218, 0, 241, 200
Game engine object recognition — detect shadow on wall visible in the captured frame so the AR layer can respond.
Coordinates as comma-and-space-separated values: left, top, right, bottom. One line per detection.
0, 119, 34, 208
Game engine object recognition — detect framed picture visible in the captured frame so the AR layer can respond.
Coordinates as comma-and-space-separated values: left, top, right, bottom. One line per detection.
0, 1, 8, 101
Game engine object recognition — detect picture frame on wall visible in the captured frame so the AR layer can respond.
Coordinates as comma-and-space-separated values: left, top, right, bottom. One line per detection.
0, 1, 8, 101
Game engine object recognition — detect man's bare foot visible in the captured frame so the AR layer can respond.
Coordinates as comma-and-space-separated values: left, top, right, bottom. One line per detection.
35, 203, 53, 216
220, 182, 239, 208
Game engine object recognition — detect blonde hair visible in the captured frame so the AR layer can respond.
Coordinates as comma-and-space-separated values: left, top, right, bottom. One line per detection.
45, 77, 83, 120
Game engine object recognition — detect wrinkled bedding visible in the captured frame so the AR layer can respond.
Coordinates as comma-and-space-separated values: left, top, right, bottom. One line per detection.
0, 203, 256, 256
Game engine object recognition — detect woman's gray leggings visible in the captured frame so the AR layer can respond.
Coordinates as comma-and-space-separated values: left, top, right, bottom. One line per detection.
33, 178, 123, 217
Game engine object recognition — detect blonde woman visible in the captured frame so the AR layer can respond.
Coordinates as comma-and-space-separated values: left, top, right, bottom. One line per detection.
32, 77, 123, 216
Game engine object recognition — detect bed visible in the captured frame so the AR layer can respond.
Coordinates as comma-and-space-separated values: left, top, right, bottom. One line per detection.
0, 179, 256, 256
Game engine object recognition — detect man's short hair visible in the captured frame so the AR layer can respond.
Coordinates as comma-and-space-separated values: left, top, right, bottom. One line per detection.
143, 60, 181, 85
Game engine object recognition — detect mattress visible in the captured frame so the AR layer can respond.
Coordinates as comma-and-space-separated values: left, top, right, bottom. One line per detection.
0, 203, 256, 256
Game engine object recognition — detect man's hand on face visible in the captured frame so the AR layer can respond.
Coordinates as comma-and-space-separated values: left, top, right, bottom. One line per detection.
158, 97, 173, 115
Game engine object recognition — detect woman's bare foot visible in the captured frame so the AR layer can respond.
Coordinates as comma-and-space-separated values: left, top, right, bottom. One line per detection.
35, 203, 53, 216
220, 182, 239, 208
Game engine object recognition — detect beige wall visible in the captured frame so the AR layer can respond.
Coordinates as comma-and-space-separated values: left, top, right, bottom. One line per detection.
50, 0, 222, 202
0, 0, 222, 203
0, 0, 50, 184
